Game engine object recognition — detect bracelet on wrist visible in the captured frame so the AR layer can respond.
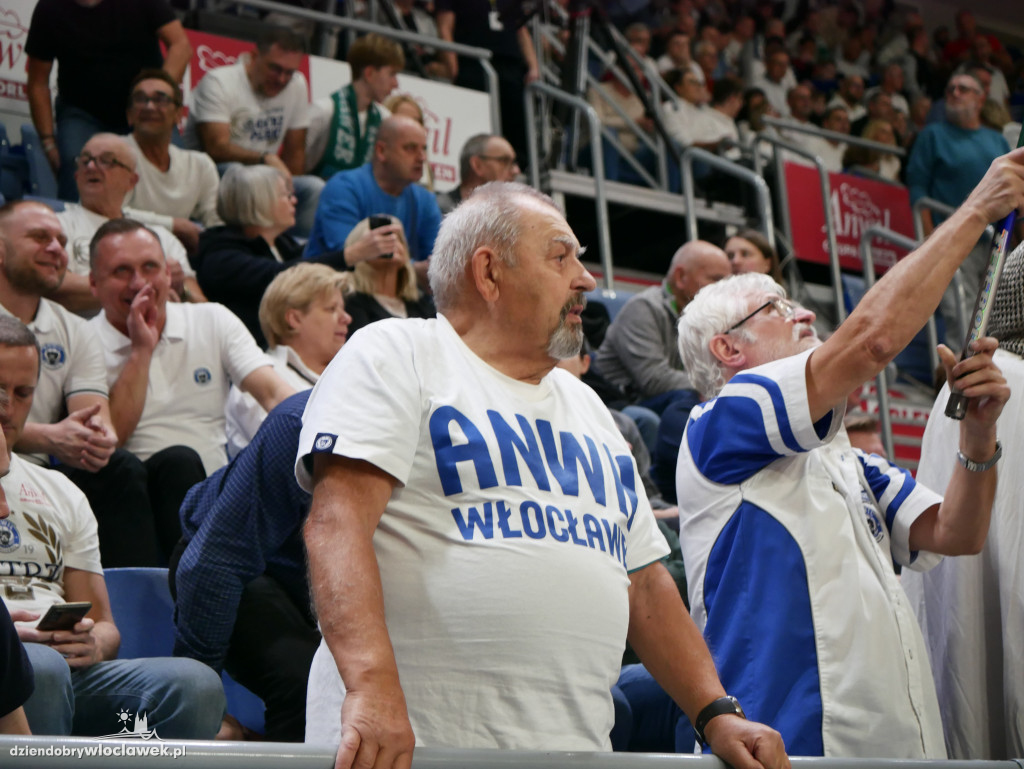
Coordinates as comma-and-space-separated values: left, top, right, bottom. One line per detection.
956, 440, 1002, 472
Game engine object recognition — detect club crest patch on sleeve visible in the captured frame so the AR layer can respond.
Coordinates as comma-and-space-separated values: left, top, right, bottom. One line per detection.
313, 433, 338, 452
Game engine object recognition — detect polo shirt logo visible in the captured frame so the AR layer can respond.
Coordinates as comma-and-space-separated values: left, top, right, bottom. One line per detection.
40, 344, 66, 370
193, 367, 213, 385
313, 433, 337, 452
0, 519, 19, 552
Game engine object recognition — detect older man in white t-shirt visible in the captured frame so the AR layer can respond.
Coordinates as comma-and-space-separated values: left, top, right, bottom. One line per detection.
296, 182, 787, 769
184, 25, 323, 236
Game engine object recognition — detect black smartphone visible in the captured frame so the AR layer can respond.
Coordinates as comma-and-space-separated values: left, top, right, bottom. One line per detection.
36, 601, 92, 631
369, 214, 394, 259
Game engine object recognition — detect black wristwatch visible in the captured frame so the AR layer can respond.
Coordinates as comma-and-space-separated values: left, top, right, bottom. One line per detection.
694, 695, 746, 745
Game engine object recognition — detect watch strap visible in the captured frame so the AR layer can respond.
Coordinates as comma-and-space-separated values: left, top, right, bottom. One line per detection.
694, 695, 745, 745
957, 440, 1002, 472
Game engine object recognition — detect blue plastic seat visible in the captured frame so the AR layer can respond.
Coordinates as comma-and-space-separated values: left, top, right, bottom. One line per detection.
104, 567, 266, 734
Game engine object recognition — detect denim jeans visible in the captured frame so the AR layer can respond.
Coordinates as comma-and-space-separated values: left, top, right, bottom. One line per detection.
22, 642, 225, 738
55, 101, 108, 201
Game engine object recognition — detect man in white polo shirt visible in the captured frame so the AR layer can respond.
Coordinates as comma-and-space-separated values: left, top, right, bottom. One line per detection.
89, 219, 295, 556
0, 200, 164, 567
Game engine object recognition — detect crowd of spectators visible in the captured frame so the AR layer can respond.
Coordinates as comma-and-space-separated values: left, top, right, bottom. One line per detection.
1, 0, 1022, 766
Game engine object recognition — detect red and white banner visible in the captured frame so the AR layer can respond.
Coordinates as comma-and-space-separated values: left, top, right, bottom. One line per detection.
0, 0, 33, 113
785, 162, 916, 273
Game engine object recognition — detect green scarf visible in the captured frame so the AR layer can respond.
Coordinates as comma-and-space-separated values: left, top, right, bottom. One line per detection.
315, 84, 383, 179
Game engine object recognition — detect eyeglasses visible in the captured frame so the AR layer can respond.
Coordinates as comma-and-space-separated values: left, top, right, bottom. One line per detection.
130, 92, 179, 108
265, 62, 297, 80
946, 82, 982, 95
726, 297, 798, 333
75, 152, 133, 172
478, 155, 518, 167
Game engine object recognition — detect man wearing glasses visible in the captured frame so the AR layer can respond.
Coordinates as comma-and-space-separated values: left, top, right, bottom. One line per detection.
907, 73, 1010, 339
124, 69, 223, 254
53, 133, 203, 314
184, 26, 324, 238
670, 148, 1024, 757
435, 133, 521, 214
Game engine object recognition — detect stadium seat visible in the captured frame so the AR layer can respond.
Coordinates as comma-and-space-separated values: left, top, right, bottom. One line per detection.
20, 124, 59, 199
104, 567, 266, 734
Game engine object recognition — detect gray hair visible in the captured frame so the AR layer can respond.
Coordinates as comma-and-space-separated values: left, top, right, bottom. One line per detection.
217, 164, 287, 228
677, 273, 784, 399
428, 182, 559, 311
459, 133, 493, 181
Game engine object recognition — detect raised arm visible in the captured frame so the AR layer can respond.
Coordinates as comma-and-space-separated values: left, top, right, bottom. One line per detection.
305, 453, 414, 769
157, 19, 192, 84
805, 147, 1024, 421
908, 336, 1008, 555
106, 287, 160, 445
628, 562, 789, 769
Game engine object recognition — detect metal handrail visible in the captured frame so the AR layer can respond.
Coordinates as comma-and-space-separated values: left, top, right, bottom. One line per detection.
680, 146, 774, 248
911, 197, 995, 344
753, 134, 845, 323
857, 226, 935, 460
526, 81, 614, 289
218, 0, 502, 132
3, 737, 1024, 769
762, 116, 907, 158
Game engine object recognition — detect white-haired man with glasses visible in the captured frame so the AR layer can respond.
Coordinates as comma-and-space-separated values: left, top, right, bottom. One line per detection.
53, 133, 203, 314
671, 146, 1024, 758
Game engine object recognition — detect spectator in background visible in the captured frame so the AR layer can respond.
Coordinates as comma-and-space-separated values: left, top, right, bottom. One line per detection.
796, 105, 850, 173
942, 10, 1008, 69
834, 30, 871, 81
851, 90, 895, 136
0, 317, 225, 738
342, 216, 436, 336
194, 165, 354, 348
625, 22, 658, 74
586, 60, 654, 180
866, 63, 910, 116
225, 265, 350, 458
436, 0, 539, 168
124, 69, 223, 255
595, 240, 730, 415
656, 29, 702, 80
663, 69, 709, 148
54, 133, 204, 315
844, 119, 901, 181
307, 34, 404, 180
306, 116, 441, 289
436, 134, 520, 214
721, 16, 755, 77
25, 0, 192, 201
724, 230, 782, 283
906, 72, 1008, 328
173, 390, 319, 743
955, 36, 1011, 109
827, 75, 867, 123
752, 47, 796, 117
184, 26, 323, 237
383, 94, 436, 191
693, 40, 722, 91
89, 220, 296, 555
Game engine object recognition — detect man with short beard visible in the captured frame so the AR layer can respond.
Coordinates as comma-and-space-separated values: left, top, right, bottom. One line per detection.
672, 145, 1024, 755
297, 182, 788, 769
906, 73, 1009, 335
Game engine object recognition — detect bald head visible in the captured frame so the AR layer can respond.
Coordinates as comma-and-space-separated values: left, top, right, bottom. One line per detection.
667, 240, 731, 310
374, 115, 428, 191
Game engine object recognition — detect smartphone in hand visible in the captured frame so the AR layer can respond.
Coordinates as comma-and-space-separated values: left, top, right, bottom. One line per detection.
369, 214, 394, 259
35, 601, 92, 632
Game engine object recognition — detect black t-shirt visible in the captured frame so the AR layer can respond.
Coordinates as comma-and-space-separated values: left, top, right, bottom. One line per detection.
434, 0, 521, 60
26, 0, 176, 132
0, 600, 34, 719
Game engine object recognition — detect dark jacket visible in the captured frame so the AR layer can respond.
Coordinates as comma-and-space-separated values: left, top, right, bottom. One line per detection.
345, 291, 436, 337
194, 226, 348, 347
